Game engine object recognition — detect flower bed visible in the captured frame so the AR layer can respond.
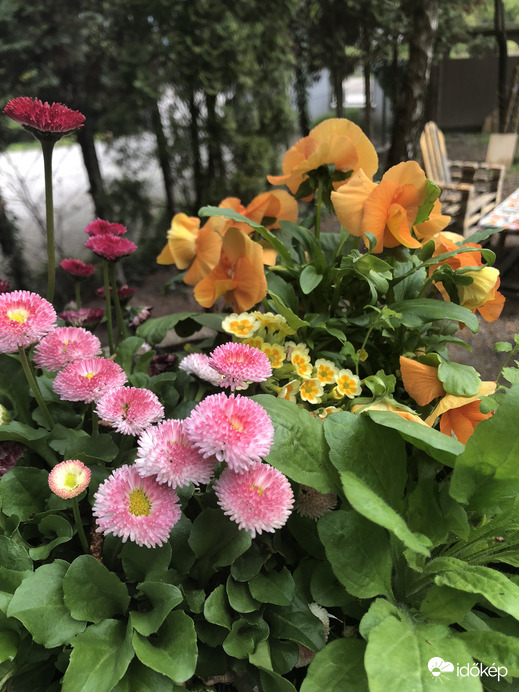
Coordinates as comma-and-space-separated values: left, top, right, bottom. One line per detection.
1, 99, 519, 691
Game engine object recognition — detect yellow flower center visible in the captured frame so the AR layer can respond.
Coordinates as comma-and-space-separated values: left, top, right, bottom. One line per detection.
251, 483, 264, 496
64, 473, 79, 489
82, 372, 96, 381
7, 308, 29, 324
229, 319, 254, 336
229, 416, 243, 432
128, 488, 152, 517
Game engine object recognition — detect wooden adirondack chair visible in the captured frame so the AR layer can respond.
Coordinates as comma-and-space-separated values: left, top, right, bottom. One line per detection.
420, 121, 505, 236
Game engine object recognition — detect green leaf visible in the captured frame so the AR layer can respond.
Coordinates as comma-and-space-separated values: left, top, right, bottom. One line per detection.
223, 617, 269, 659
28, 514, 74, 560
63, 555, 130, 624
456, 630, 519, 677
188, 508, 251, 568
131, 582, 183, 636
300, 639, 369, 692
226, 576, 260, 614
366, 410, 464, 467
415, 179, 441, 225
502, 367, 519, 384
310, 561, 353, 608
0, 536, 32, 572
437, 359, 481, 397
120, 541, 172, 583
265, 596, 326, 651
254, 395, 336, 494
7, 560, 86, 648
113, 658, 184, 692
132, 611, 197, 683
115, 336, 146, 375
388, 298, 479, 333
259, 667, 298, 692
203, 584, 232, 630
0, 611, 18, 664
406, 481, 469, 546
317, 510, 393, 599
62, 620, 134, 692
136, 311, 201, 346
0, 467, 49, 519
0, 354, 31, 424
494, 341, 513, 353
339, 471, 431, 556
299, 265, 323, 294
267, 291, 310, 331
420, 585, 477, 625
450, 385, 519, 511
249, 568, 295, 606
0, 421, 55, 463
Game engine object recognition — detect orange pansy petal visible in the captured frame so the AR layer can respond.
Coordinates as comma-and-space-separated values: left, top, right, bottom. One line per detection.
478, 290, 505, 322
156, 243, 175, 265
399, 356, 445, 406
331, 169, 377, 236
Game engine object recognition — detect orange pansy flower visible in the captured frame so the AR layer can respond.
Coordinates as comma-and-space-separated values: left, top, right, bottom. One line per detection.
331, 161, 429, 254
267, 118, 378, 197
193, 227, 267, 313
351, 398, 429, 426
414, 199, 451, 240
399, 356, 446, 407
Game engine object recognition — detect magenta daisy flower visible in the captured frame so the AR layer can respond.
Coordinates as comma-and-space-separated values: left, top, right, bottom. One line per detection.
58, 307, 104, 329
60, 258, 95, 278
92, 464, 181, 548
3, 97, 85, 140
84, 218, 127, 236
85, 234, 137, 262
53, 356, 127, 403
96, 284, 136, 302
96, 387, 164, 436
0, 290, 56, 353
48, 459, 91, 499
214, 462, 294, 538
0, 442, 25, 477
209, 342, 272, 390
184, 393, 274, 472
33, 327, 102, 371
179, 353, 222, 386
135, 419, 217, 488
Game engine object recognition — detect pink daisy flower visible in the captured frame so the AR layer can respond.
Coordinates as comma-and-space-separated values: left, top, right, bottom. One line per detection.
179, 353, 222, 386
92, 464, 181, 548
96, 387, 164, 436
213, 462, 294, 538
135, 419, 217, 488
84, 218, 128, 236
96, 284, 136, 303
184, 393, 274, 472
58, 307, 104, 329
3, 97, 85, 140
0, 290, 56, 353
209, 342, 272, 390
53, 356, 127, 403
85, 234, 137, 262
60, 258, 95, 278
33, 327, 102, 371
48, 459, 91, 499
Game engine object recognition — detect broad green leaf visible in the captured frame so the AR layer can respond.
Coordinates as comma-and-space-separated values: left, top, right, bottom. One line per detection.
0, 623, 18, 665
366, 409, 464, 467
120, 541, 172, 582
265, 596, 325, 652
188, 509, 251, 569
132, 611, 197, 683
300, 639, 369, 692
318, 510, 393, 599
415, 179, 441, 225
113, 658, 184, 692
203, 584, 232, 630
450, 386, 519, 511
115, 336, 146, 375
299, 265, 323, 294
310, 561, 353, 608
226, 576, 260, 614
254, 395, 336, 494
223, 617, 269, 659
131, 582, 183, 636
249, 568, 295, 606
63, 555, 130, 624
62, 620, 134, 692
365, 614, 480, 691
0, 354, 31, 424
7, 560, 86, 648
420, 585, 477, 625
340, 471, 431, 556
388, 298, 479, 333
324, 411, 406, 505
437, 359, 481, 397
406, 481, 469, 546
0, 536, 32, 571
267, 291, 310, 331
359, 599, 400, 640
0, 467, 49, 519
502, 367, 519, 384
457, 630, 519, 676
0, 421, 55, 463
259, 667, 298, 692
136, 311, 201, 346
230, 543, 265, 582
28, 514, 74, 560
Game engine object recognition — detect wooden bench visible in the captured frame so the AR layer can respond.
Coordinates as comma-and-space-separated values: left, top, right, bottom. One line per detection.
420, 121, 505, 236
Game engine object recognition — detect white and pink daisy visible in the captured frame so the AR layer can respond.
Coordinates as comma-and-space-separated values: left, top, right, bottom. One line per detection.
85, 234, 137, 262
184, 393, 274, 473
53, 356, 127, 403
208, 342, 272, 390
135, 419, 217, 488
96, 387, 164, 436
48, 459, 91, 499
0, 290, 56, 353
213, 462, 294, 538
179, 353, 222, 386
33, 327, 102, 371
92, 464, 181, 548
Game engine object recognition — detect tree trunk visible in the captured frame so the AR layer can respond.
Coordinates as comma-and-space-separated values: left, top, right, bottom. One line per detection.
0, 191, 26, 289
332, 66, 344, 118
361, 27, 373, 140
494, 0, 508, 133
205, 91, 225, 203
189, 91, 203, 211
151, 100, 175, 219
294, 61, 311, 136
77, 119, 108, 218
386, 0, 439, 168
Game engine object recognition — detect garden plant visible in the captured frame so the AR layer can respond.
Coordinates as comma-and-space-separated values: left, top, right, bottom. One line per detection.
0, 98, 519, 691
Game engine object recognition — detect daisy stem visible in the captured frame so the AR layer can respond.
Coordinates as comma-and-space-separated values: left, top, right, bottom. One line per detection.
41, 140, 56, 304
18, 346, 54, 429
314, 176, 323, 243
72, 498, 90, 554
74, 279, 82, 309
109, 262, 127, 344
91, 407, 99, 437
102, 260, 115, 355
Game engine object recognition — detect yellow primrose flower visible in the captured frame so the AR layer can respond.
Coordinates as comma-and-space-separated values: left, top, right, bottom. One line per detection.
318, 406, 342, 420
261, 342, 286, 369
299, 378, 324, 404
290, 347, 311, 369
314, 359, 339, 385
336, 369, 362, 399
222, 312, 261, 339
278, 379, 301, 403
285, 341, 310, 359
296, 361, 314, 380
243, 335, 264, 350
252, 311, 293, 335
